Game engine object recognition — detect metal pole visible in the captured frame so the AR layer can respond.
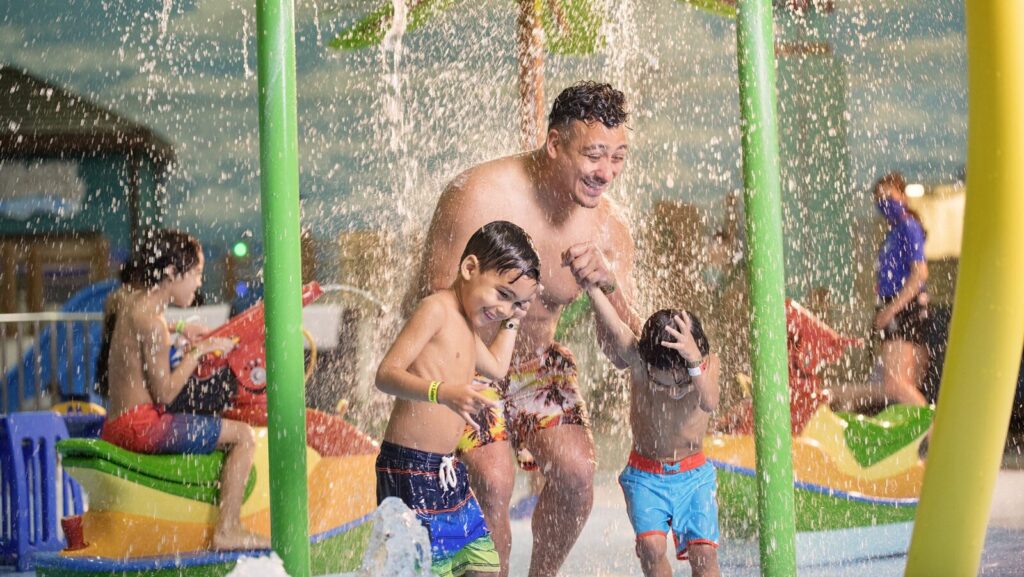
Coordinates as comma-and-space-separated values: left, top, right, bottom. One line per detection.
905, 1, 1024, 574
735, 0, 798, 575
255, 1, 310, 576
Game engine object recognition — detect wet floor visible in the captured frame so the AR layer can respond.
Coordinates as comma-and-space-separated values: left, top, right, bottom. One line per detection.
507, 470, 1024, 577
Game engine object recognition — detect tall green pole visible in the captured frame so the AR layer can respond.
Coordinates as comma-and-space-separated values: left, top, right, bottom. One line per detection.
735, 0, 798, 575
256, 1, 311, 576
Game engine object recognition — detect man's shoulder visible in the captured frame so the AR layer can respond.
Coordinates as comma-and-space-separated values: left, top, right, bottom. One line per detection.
446, 154, 531, 197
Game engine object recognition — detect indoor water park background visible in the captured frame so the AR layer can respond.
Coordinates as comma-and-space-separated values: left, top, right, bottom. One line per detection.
1, 0, 1022, 576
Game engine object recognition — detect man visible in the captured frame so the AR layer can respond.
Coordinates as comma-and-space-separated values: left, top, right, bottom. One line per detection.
409, 81, 638, 577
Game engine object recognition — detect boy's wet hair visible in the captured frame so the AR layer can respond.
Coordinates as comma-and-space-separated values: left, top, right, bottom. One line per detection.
121, 229, 202, 288
638, 309, 710, 371
460, 221, 541, 283
548, 81, 628, 130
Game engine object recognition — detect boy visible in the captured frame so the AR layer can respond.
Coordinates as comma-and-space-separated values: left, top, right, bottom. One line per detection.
375, 221, 541, 577
580, 276, 721, 577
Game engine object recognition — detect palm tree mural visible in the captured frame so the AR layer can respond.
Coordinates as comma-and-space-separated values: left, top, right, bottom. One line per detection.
330, 1, 738, 147
331, 1, 602, 148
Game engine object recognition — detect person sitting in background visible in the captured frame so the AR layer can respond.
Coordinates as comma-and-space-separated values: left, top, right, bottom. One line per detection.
96, 229, 269, 551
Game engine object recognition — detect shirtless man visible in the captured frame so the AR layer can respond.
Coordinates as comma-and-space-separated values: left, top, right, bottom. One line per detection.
409, 81, 638, 577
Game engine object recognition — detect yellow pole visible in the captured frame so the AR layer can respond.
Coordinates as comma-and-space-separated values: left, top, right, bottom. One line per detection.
905, 1, 1024, 575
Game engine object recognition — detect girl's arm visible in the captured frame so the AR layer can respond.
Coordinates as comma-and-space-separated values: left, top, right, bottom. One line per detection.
137, 315, 234, 404
875, 261, 928, 329
586, 284, 642, 368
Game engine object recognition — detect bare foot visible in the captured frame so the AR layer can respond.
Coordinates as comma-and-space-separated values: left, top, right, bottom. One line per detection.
211, 527, 271, 551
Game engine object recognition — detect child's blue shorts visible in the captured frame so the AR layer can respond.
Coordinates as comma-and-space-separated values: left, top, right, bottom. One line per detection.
376, 441, 498, 574
618, 451, 720, 560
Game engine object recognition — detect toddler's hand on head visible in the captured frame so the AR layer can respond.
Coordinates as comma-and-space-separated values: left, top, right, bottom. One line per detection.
661, 313, 701, 363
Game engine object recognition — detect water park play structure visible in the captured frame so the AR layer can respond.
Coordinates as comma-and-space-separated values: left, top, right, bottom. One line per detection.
708, 300, 930, 539
27, 282, 379, 577
1, 1, 1021, 576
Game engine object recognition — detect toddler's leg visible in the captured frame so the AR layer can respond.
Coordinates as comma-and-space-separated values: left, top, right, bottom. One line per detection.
687, 543, 721, 577
211, 419, 270, 551
635, 534, 671, 577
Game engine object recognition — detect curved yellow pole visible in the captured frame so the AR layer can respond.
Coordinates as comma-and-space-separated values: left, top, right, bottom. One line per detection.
905, 2, 1024, 576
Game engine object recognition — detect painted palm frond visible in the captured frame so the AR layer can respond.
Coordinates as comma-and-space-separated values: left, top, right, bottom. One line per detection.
678, 0, 737, 18
328, 0, 457, 50
541, 0, 604, 55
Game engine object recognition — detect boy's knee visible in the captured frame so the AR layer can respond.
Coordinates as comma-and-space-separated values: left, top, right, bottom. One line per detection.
687, 543, 720, 576
635, 534, 667, 563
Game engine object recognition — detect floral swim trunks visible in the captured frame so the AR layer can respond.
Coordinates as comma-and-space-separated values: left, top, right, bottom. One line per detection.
457, 343, 590, 468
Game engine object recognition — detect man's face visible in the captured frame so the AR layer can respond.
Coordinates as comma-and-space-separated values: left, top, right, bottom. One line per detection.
549, 120, 629, 208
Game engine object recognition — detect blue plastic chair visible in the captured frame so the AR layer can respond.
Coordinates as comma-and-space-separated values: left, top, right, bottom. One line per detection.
0, 412, 85, 571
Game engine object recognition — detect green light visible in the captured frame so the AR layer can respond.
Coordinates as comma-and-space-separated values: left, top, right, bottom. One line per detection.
232, 241, 249, 258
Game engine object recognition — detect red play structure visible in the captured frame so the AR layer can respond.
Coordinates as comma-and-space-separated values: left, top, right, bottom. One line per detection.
195, 281, 376, 456
724, 299, 862, 435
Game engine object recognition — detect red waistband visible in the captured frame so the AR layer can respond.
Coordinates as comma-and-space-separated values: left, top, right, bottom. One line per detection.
627, 451, 706, 475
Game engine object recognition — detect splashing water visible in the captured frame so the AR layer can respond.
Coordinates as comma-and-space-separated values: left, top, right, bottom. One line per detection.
357, 497, 432, 577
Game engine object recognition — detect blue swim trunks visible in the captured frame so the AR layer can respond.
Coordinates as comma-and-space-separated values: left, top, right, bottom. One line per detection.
375, 441, 499, 575
618, 451, 720, 560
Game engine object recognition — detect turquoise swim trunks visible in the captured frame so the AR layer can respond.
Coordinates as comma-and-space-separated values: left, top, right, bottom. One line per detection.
618, 451, 720, 560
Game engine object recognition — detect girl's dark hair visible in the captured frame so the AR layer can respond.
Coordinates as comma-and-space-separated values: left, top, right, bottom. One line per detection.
97, 229, 201, 396
548, 81, 628, 130
874, 171, 906, 196
460, 221, 541, 283
638, 309, 710, 370
120, 229, 202, 288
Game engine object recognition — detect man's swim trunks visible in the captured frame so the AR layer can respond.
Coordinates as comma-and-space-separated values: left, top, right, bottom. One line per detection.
457, 343, 590, 465
100, 403, 221, 454
375, 441, 499, 576
618, 451, 720, 560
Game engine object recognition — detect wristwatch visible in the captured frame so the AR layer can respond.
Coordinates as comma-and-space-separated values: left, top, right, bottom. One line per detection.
501, 319, 519, 331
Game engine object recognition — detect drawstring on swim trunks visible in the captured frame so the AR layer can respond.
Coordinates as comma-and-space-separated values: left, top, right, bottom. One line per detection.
438, 455, 457, 491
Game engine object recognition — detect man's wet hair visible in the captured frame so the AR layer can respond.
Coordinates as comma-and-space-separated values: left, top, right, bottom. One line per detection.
461, 221, 541, 283
548, 81, 629, 130
638, 309, 710, 371
121, 229, 202, 288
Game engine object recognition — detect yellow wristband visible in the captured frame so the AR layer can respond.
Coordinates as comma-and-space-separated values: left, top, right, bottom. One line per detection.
428, 380, 442, 404
174, 319, 186, 334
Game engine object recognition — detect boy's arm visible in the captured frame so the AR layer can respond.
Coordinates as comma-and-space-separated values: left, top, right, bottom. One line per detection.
376, 297, 497, 426
662, 314, 720, 412
474, 321, 519, 380
475, 293, 537, 379
375, 297, 447, 401
690, 354, 720, 413
585, 283, 642, 368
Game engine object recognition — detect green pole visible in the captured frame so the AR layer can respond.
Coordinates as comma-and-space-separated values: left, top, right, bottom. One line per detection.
256, 1, 310, 576
735, 0, 798, 575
